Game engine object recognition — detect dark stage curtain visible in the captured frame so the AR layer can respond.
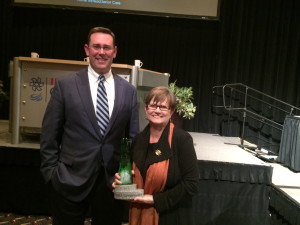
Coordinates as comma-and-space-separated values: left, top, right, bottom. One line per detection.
277, 116, 300, 171
269, 186, 300, 225
196, 181, 271, 225
195, 160, 273, 225
0, 0, 300, 148
212, 0, 300, 153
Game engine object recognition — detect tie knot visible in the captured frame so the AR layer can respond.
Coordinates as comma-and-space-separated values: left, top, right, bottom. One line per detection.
99, 75, 105, 82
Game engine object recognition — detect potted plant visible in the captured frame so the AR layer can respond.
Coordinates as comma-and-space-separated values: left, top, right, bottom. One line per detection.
168, 82, 196, 126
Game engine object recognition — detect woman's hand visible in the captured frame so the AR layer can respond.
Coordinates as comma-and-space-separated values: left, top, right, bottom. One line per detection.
112, 170, 135, 188
133, 194, 154, 205
112, 172, 122, 189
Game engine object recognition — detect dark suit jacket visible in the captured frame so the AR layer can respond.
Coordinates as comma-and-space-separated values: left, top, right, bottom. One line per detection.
40, 68, 139, 201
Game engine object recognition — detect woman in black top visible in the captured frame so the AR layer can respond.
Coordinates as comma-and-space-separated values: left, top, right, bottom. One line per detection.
113, 86, 199, 225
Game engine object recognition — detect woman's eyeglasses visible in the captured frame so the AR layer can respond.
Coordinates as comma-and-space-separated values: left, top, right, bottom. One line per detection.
147, 104, 170, 111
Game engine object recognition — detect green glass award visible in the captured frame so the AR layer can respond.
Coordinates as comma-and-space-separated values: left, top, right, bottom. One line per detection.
118, 138, 132, 184
114, 138, 144, 200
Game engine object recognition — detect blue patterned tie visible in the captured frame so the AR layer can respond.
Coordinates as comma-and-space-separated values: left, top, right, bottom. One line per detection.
96, 75, 109, 137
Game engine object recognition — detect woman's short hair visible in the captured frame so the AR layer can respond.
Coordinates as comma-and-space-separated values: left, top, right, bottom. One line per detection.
144, 86, 176, 111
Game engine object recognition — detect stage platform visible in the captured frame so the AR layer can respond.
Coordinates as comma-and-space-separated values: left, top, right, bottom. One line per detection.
190, 132, 273, 225
191, 132, 267, 164
269, 163, 300, 225
271, 162, 300, 203
0, 120, 300, 224
190, 132, 300, 225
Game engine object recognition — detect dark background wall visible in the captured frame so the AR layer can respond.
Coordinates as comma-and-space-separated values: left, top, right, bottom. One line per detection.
0, 0, 299, 150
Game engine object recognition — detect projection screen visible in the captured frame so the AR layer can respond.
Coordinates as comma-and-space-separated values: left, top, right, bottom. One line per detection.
13, 0, 220, 19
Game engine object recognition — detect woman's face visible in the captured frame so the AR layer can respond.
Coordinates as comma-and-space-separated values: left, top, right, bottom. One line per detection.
145, 98, 174, 127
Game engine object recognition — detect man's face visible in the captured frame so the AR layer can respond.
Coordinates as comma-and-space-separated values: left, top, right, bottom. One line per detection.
84, 32, 117, 74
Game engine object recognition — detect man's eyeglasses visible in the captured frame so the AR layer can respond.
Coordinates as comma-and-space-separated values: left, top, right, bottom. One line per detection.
147, 104, 170, 111
89, 44, 114, 52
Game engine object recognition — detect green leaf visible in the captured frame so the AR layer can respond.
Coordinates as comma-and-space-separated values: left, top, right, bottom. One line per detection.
168, 81, 196, 120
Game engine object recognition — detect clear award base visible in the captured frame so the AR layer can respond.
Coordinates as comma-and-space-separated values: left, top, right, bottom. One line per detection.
114, 184, 144, 200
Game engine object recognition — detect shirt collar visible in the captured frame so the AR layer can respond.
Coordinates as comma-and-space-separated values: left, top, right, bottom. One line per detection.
88, 65, 113, 83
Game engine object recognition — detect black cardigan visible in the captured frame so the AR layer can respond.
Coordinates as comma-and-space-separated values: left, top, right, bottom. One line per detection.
132, 124, 200, 225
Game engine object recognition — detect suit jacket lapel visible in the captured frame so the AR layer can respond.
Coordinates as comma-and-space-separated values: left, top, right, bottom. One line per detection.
75, 69, 102, 139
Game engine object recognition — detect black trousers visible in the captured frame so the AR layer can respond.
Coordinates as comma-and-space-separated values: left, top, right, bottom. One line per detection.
48, 171, 125, 225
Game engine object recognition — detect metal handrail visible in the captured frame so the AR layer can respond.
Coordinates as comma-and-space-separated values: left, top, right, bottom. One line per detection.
221, 83, 299, 115
212, 83, 300, 152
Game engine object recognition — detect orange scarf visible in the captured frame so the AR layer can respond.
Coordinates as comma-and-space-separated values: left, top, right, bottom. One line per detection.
129, 123, 174, 225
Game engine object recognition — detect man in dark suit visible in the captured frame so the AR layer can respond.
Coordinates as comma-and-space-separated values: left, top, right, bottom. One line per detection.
40, 27, 139, 225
